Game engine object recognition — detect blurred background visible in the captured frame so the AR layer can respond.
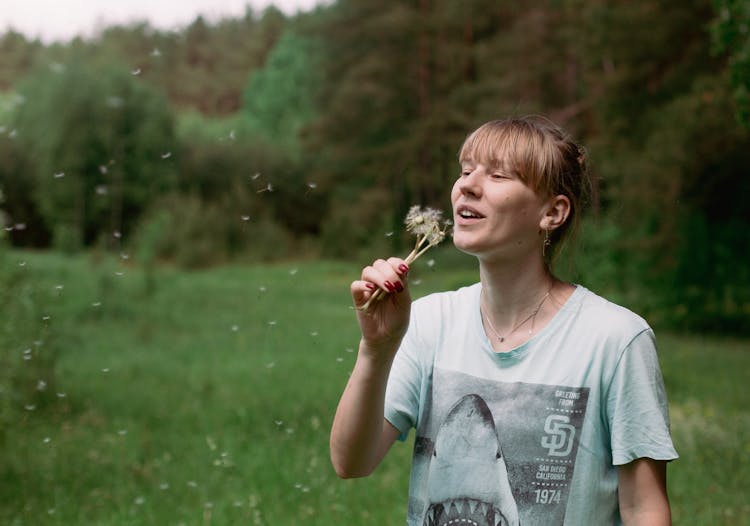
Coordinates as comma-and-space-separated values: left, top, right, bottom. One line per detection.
0, 0, 748, 524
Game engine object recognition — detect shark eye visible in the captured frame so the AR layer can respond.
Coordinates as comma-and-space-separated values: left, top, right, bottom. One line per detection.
496, 451, 502, 460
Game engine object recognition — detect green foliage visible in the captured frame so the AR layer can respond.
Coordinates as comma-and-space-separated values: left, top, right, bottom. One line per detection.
12, 59, 177, 251
711, 0, 750, 127
0, 247, 64, 449
242, 30, 323, 155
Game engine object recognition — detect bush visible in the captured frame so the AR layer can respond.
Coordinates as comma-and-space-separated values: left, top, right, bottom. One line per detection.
0, 244, 64, 448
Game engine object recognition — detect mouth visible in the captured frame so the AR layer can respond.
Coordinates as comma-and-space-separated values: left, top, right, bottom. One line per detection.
423, 497, 511, 526
455, 205, 484, 221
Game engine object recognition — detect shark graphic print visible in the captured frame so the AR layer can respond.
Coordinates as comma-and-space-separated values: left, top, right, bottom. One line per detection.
409, 368, 589, 526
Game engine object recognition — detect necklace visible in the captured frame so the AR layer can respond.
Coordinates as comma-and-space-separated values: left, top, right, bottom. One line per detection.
481, 285, 553, 343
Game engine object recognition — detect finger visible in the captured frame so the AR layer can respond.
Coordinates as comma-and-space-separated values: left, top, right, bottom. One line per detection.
371, 259, 406, 293
351, 279, 378, 304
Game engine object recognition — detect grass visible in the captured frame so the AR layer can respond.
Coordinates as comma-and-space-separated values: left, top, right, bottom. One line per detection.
0, 249, 748, 524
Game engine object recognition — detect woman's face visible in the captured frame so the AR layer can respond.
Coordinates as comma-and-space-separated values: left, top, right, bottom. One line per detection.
451, 159, 548, 263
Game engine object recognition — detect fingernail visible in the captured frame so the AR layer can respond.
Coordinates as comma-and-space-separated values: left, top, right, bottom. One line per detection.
384, 281, 396, 292
365, 282, 377, 291
394, 281, 404, 292
398, 264, 409, 275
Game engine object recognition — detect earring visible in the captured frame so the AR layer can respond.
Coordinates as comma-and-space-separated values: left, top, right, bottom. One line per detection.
542, 229, 551, 258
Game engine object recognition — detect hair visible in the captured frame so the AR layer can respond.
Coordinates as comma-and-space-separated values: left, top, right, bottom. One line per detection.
458, 115, 592, 266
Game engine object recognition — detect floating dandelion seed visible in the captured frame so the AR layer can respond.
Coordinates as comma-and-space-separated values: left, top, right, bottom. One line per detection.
358, 205, 450, 311
265, 362, 275, 368
117, 429, 127, 435
267, 320, 277, 326
159, 483, 170, 490
289, 268, 298, 275
151, 48, 161, 57
92, 302, 102, 307
336, 357, 344, 362
251, 172, 261, 180
113, 231, 121, 238
101, 368, 110, 373
25, 404, 36, 411
43, 437, 51, 444
53, 172, 65, 179
96, 185, 108, 195
231, 325, 239, 332
37, 380, 47, 391
229, 130, 236, 140
241, 215, 251, 222
54, 284, 63, 290
161, 152, 172, 159
426, 259, 435, 268
131, 68, 141, 76
18, 261, 26, 266
187, 481, 198, 488
307, 182, 317, 189
120, 252, 129, 260
99, 165, 108, 174
257, 183, 273, 193
310, 331, 318, 337
134, 496, 145, 506
56, 392, 66, 398
384, 231, 394, 237
42, 315, 50, 321
14, 223, 26, 231
275, 420, 283, 426
115, 272, 124, 277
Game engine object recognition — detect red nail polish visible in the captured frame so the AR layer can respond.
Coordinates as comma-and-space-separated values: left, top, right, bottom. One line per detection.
366, 282, 377, 290
384, 281, 396, 292
398, 264, 409, 275
395, 281, 404, 292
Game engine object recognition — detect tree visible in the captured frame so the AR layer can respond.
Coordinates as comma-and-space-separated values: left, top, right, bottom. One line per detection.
13, 59, 177, 250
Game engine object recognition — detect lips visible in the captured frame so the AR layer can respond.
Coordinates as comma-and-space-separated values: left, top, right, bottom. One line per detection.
455, 204, 485, 222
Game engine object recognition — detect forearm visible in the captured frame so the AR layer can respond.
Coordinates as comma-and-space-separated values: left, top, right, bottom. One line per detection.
330, 340, 397, 478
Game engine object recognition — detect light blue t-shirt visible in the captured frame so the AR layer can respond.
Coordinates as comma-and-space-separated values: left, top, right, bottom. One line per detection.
384, 283, 678, 525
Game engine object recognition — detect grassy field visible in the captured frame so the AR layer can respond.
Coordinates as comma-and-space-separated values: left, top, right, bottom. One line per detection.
1, 249, 748, 525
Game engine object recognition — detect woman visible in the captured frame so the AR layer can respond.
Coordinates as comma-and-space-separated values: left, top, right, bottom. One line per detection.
330, 116, 678, 525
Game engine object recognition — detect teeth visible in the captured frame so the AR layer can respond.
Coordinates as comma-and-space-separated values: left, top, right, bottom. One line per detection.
460, 210, 479, 218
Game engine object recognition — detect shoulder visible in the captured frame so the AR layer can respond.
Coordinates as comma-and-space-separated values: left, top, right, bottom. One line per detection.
411, 282, 480, 316
568, 286, 652, 345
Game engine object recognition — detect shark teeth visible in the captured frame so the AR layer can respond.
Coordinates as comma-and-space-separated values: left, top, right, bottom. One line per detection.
423, 498, 510, 526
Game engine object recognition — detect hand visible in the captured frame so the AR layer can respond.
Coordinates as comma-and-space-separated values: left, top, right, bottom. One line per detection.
351, 257, 411, 358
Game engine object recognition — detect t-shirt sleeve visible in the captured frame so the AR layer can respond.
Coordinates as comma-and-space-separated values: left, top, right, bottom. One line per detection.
384, 305, 428, 441
607, 329, 679, 465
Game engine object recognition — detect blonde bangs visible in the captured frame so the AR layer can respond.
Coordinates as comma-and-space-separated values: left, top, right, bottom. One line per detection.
458, 119, 559, 196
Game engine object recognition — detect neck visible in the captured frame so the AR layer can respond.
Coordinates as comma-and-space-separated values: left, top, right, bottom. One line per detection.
478, 255, 555, 325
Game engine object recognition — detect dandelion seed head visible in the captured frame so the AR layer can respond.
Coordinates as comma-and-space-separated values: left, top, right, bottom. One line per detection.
405, 206, 444, 238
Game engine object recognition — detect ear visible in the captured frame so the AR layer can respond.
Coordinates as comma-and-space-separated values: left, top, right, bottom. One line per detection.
540, 194, 571, 231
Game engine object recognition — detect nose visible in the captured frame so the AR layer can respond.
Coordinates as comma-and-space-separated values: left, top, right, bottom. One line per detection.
457, 167, 483, 198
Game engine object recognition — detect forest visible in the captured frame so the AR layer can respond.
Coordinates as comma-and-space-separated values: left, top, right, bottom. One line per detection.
1, 0, 749, 333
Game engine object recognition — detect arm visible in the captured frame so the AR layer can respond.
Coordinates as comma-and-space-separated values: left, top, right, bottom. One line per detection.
330, 258, 411, 478
617, 458, 671, 525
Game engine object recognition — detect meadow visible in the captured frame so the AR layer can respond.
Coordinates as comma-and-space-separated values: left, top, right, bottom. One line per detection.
1, 249, 748, 525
